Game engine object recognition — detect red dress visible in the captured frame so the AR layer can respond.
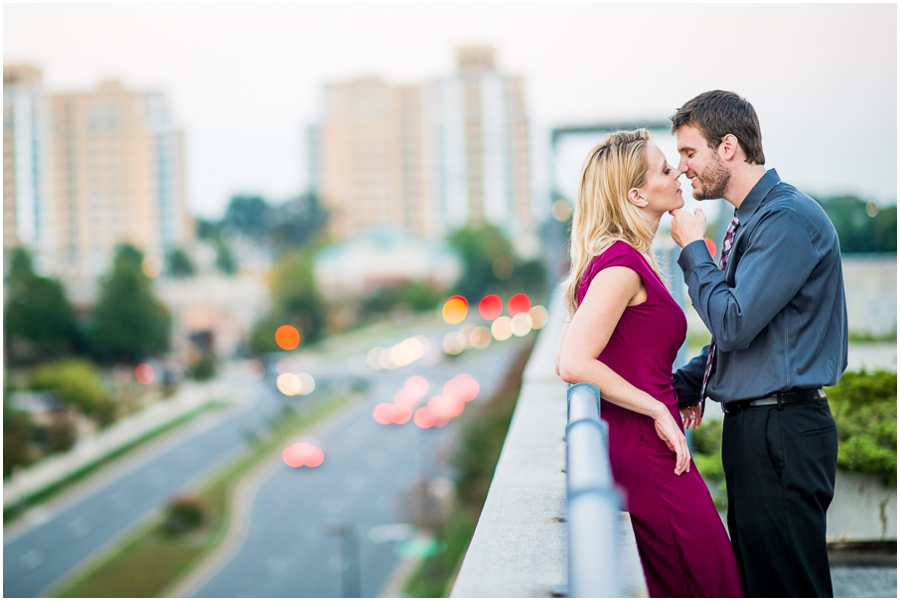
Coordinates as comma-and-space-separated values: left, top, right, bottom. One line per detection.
577, 241, 744, 598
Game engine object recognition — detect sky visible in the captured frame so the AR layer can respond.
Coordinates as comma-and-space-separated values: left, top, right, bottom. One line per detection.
4, 2, 897, 219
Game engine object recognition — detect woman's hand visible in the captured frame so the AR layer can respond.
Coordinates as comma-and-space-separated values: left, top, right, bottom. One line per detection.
653, 410, 691, 475
679, 404, 702, 430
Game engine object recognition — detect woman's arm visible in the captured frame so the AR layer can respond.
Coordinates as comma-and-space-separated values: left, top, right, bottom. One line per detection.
557, 265, 691, 475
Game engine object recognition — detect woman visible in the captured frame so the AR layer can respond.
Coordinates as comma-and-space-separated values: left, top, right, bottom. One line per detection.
555, 129, 743, 597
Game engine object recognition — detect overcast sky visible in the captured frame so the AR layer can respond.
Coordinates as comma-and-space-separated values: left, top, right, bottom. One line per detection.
5, 3, 897, 219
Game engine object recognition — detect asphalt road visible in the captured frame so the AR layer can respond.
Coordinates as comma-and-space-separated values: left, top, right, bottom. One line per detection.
3, 318, 530, 598
192, 336, 528, 597
2, 374, 282, 598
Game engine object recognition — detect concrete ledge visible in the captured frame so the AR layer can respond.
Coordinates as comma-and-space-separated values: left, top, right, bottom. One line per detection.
451, 290, 646, 597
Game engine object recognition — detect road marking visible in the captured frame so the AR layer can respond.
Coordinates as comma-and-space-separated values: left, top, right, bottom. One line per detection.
19, 548, 45, 571
263, 554, 288, 575
68, 517, 90, 539
342, 471, 366, 491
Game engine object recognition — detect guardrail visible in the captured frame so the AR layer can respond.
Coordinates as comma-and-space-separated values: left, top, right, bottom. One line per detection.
565, 382, 624, 597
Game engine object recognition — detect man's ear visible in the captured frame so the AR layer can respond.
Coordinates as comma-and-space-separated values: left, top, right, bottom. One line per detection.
627, 187, 647, 208
720, 134, 739, 161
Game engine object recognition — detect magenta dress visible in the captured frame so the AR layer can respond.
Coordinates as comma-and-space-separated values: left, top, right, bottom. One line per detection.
577, 241, 744, 598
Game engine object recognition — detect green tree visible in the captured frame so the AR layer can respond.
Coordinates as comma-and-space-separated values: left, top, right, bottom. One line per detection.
266, 194, 329, 254
223, 195, 270, 237
4, 392, 34, 476
249, 249, 326, 354
446, 224, 547, 301
813, 195, 897, 253
30, 358, 108, 416
166, 247, 196, 278
447, 224, 515, 301
87, 244, 172, 364
4, 247, 80, 364
215, 239, 237, 275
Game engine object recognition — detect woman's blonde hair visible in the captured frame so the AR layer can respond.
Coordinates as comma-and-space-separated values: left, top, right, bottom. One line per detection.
562, 129, 659, 316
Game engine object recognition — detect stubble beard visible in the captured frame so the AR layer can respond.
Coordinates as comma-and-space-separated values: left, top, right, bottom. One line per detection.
693, 154, 731, 200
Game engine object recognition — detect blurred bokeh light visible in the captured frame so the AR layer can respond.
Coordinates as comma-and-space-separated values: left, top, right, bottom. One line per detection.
275, 325, 302, 351
442, 295, 468, 324
491, 316, 513, 341
404, 375, 429, 399
511, 312, 534, 337
245, 358, 266, 380
528, 305, 549, 330
276, 372, 303, 396
135, 363, 155, 385
469, 325, 492, 350
478, 294, 503, 320
282, 442, 325, 468
507, 293, 531, 316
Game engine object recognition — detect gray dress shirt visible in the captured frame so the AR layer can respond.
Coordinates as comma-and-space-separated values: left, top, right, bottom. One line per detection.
673, 169, 848, 406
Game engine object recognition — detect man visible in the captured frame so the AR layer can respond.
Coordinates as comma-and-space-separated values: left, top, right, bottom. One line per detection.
667, 90, 847, 597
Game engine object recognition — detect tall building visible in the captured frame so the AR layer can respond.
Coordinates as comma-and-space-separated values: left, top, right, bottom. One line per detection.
3, 65, 56, 273
312, 46, 534, 251
49, 79, 193, 287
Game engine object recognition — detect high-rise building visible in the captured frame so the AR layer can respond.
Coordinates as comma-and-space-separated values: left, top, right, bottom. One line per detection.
3, 65, 56, 273
311, 46, 534, 251
49, 79, 193, 288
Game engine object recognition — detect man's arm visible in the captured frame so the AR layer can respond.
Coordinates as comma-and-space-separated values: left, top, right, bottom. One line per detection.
679, 209, 819, 352
673, 345, 709, 408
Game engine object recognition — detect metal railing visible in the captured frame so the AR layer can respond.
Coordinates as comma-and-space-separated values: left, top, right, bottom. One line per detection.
565, 382, 624, 597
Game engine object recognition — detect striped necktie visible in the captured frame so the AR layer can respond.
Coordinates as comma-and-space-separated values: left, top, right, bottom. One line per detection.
699, 214, 741, 404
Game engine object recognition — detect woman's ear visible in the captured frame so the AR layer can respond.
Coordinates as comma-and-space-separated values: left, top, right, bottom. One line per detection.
627, 187, 648, 208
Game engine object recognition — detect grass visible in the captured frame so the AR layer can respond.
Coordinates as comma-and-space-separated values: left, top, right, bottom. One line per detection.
3, 400, 230, 525
49, 391, 353, 598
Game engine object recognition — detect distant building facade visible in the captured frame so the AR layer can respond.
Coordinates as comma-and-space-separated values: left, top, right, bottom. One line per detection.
3, 66, 194, 297
311, 47, 534, 252
3, 65, 56, 273
49, 79, 194, 289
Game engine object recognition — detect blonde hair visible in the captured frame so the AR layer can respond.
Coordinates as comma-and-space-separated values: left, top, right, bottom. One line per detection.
562, 129, 660, 316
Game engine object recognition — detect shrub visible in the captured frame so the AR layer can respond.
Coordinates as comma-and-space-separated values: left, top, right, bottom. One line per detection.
825, 369, 897, 484
162, 493, 205, 534
30, 359, 108, 416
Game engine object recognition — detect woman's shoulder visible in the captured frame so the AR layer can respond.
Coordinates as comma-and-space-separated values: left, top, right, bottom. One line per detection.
589, 240, 642, 269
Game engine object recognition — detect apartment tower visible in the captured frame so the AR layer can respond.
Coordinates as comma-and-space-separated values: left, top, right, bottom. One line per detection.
312, 46, 534, 248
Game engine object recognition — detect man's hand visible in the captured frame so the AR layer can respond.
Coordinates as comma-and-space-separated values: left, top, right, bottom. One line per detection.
669, 208, 707, 248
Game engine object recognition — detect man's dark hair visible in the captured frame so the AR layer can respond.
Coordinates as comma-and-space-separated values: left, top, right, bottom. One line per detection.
670, 90, 765, 165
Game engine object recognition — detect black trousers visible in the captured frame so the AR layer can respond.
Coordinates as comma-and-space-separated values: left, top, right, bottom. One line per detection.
722, 397, 838, 598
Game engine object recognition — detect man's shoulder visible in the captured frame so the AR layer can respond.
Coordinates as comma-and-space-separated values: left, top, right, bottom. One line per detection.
758, 179, 839, 246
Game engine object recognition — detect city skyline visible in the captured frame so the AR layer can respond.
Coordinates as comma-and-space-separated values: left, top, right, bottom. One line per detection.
4, 3, 897, 219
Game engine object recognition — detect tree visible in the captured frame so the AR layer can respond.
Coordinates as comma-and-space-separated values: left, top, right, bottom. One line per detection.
166, 247, 196, 278
215, 239, 237, 275
446, 224, 546, 300
4, 247, 80, 364
223, 195, 269, 237
250, 249, 326, 354
266, 193, 329, 254
813, 195, 897, 253
30, 358, 108, 416
87, 244, 172, 364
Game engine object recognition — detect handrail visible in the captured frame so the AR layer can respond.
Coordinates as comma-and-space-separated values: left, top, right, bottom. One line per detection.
565, 382, 624, 597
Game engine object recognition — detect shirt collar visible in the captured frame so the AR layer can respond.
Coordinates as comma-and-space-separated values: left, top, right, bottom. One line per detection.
735, 168, 781, 222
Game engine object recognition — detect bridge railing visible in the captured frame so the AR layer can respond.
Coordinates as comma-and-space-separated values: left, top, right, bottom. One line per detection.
565, 382, 624, 597
450, 288, 645, 597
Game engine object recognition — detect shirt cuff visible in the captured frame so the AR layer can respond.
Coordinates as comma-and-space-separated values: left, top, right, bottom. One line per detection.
677, 239, 715, 275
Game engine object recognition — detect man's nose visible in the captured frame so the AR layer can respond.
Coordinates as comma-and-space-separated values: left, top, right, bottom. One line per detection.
678, 158, 689, 174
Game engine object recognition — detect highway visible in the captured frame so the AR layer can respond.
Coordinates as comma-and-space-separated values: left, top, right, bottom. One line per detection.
3, 318, 532, 598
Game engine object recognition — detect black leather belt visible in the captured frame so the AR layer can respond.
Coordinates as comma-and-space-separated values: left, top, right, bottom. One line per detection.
722, 388, 826, 414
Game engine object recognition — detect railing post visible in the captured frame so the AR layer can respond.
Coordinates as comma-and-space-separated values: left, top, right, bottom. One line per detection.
565, 383, 624, 598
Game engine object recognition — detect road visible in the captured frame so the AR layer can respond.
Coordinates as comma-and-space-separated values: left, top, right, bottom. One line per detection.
190, 336, 528, 597
2, 318, 531, 598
